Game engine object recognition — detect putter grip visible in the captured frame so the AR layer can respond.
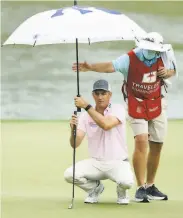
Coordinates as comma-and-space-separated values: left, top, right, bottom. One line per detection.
73, 111, 77, 137
77, 107, 81, 112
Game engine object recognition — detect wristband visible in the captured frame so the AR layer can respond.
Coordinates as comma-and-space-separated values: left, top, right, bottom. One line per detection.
85, 104, 92, 111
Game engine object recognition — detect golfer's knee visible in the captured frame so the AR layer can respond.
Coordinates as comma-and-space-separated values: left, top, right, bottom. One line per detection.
64, 168, 73, 183
118, 179, 134, 189
64, 168, 87, 185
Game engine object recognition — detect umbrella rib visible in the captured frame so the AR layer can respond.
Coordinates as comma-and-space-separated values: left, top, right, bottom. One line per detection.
88, 38, 90, 45
131, 29, 140, 42
33, 40, 37, 47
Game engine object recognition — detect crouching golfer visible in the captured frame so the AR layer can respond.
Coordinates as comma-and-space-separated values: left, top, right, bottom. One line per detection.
64, 79, 134, 205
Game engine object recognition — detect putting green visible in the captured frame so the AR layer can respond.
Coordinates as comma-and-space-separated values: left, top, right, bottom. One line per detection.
1, 120, 183, 218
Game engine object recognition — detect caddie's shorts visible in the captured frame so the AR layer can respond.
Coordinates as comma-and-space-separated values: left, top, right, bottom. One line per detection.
127, 98, 168, 143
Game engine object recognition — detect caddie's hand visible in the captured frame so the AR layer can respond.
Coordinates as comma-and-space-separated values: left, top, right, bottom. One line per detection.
74, 96, 88, 109
157, 67, 168, 78
70, 114, 78, 129
72, 61, 91, 72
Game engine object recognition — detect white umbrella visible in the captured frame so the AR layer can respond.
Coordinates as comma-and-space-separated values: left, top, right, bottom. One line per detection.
3, 5, 146, 109
3, 6, 146, 46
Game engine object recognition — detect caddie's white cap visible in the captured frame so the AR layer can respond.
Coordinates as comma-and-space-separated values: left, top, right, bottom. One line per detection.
136, 32, 170, 52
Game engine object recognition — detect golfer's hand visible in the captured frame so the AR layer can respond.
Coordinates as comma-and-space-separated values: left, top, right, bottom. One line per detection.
70, 114, 78, 129
74, 96, 88, 108
157, 67, 168, 78
72, 61, 92, 72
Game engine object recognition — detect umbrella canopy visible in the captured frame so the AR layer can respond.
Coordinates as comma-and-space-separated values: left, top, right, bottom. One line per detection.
3, 6, 146, 46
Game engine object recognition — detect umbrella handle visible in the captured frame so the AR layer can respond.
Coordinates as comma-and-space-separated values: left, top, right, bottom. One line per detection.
76, 94, 81, 112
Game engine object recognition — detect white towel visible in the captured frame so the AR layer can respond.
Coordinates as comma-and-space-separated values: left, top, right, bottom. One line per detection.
160, 45, 177, 96
160, 44, 178, 84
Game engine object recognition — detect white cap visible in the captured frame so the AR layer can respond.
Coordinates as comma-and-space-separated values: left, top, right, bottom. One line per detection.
136, 32, 170, 52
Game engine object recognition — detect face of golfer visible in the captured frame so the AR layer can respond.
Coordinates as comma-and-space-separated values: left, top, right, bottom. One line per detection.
92, 90, 112, 109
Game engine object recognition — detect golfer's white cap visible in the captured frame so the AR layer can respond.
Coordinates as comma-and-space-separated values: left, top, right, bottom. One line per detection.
136, 32, 171, 52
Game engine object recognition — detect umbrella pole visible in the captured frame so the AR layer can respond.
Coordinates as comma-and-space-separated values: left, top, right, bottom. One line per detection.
75, 0, 81, 112
76, 38, 81, 112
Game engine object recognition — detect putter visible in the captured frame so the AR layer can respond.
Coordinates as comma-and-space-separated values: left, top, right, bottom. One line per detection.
68, 110, 77, 209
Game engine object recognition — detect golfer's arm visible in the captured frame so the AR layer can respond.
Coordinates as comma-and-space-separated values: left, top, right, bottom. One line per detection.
90, 62, 115, 73
87, 107, 120, 130
70, 129, 85, 148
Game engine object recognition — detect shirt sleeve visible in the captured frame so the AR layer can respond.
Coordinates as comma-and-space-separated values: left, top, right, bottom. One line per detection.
112, 54, 130, 79
77, 112, 87, 133
111, 104, 126, 124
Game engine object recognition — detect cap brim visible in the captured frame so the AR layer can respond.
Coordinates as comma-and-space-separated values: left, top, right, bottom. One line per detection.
93, 88, 110, 92
137, 40, 170, 52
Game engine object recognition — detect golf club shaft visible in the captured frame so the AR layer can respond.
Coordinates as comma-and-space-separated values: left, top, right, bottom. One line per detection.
69, 110, 77, 209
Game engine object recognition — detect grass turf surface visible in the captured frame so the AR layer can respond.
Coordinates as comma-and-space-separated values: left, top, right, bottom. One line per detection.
1, 120, 183, 218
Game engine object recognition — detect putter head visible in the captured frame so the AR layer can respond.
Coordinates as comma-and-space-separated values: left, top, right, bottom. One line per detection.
68, 198, 74, 209
68, 203, 73, 209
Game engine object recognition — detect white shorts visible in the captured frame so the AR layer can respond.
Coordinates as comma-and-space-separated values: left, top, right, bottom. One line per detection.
127, 98, 168, 143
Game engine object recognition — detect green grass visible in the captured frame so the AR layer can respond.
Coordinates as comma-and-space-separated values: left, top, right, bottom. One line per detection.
3, 1, 183, 16
1, 120, 183, 218
2, 1, 183, 17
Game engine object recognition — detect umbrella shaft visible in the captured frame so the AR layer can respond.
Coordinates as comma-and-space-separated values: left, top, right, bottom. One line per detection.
76, 38, 80, 96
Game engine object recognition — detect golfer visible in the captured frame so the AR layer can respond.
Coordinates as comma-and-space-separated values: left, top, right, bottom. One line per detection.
64, 79, 134, 205
72, 32, 177, 202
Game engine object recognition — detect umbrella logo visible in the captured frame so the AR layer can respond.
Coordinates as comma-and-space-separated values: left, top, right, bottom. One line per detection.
51, 6, 93, 17
51, 6, 121, 18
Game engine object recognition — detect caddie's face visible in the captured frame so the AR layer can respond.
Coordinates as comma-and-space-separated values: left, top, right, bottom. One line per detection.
92, 90, 112, 108
142, 49, 159, 60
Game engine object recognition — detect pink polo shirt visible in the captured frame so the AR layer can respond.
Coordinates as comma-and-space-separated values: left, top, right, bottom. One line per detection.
77, 104, 128, 161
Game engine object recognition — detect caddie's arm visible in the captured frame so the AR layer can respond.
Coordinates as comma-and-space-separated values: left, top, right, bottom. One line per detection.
72, 54, 129, 75
72, 61, 115, 73
165, 69, 176, 79
157, 67, 176, 79
69, 114, 85, 148
89, 62, 115, 73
